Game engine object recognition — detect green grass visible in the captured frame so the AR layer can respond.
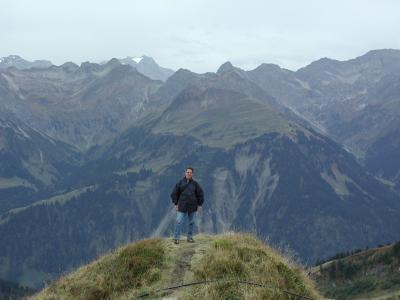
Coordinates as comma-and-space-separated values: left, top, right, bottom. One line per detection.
319, 275, 400, 300
115, 149, 178, 175
313, 242, 400, 300
31, 233, 322, 300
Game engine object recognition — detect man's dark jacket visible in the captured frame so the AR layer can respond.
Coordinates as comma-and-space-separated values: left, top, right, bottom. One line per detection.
171, 177, 204, 213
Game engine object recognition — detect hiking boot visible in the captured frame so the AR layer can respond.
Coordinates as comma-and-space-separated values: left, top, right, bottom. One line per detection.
187, 237, 195, 243
173, 239, 180, 244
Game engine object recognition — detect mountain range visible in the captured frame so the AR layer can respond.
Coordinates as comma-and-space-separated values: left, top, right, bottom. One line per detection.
0, 49, 399, 291
0, 54, 173, 81
0, 58, 163, 149
245, 49, 400, 191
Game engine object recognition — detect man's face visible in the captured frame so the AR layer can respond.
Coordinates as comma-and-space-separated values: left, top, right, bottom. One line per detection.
185, 169, 193, 180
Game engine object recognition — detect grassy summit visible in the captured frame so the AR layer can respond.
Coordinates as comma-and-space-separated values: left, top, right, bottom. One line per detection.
152, 87, 296, 149
31, 233, 321, 300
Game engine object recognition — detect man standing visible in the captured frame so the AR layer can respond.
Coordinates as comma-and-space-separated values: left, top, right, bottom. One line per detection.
170, 167, 204, 244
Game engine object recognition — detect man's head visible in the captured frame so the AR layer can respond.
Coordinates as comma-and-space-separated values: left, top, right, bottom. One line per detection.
185, 167, 194, 180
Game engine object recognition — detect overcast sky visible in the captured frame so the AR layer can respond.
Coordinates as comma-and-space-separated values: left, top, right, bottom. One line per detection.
2, 0, 400, 73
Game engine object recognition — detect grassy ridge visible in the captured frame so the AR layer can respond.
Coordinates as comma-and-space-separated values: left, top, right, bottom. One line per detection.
152, 88, 296, 149
32, 238, 165, 300
181, 233, 320, 299
32, 233, 321, 300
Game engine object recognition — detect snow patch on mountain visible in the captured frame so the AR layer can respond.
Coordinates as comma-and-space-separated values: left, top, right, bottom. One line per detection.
132, 56, 143, 63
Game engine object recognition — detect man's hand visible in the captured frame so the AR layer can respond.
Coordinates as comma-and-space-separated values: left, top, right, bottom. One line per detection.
198, 206, 203, 213
175, 205, 178, 211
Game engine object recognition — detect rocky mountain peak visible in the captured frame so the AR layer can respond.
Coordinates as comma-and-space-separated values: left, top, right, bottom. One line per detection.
216, 61, 235, 74
297, 57, 340, 73
166, 68, 198, 83
119, 55, 156, 66
254, 63, 282, 72
103, 58, 122, 69
1, 55, 22, 61
78, 61, 103, 73
0, 55, 52, 70
113, 55, 173, 81
216, 61, 249, 81
137, 55, 157, 66
350, 49, 400, 73
359, 49, 400, 61
59, 62, 79, 72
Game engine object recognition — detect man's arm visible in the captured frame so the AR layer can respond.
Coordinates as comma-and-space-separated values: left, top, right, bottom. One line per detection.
195, 182, 204, 207
170, 182, 180, 205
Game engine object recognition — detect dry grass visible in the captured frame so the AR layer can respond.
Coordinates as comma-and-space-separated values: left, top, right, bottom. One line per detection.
30, 233, 322, 300
181, 232, 322, 300
31, 238, 165, 300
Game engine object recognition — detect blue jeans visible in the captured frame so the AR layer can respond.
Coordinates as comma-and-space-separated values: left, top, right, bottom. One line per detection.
174, 211, 196, 240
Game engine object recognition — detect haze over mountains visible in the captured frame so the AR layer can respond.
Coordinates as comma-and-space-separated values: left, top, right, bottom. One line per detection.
0, 49, 400, 290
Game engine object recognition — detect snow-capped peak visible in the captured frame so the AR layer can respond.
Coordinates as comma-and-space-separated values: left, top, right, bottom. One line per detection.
132, 56, 143, 63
